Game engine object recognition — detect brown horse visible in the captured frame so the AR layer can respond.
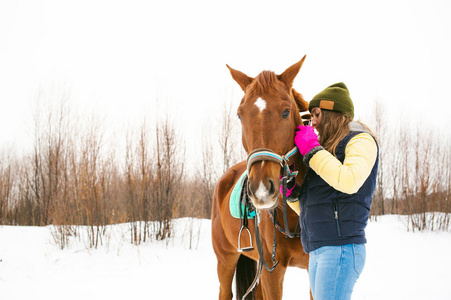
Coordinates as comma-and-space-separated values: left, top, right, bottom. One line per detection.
211, 56, 312, 299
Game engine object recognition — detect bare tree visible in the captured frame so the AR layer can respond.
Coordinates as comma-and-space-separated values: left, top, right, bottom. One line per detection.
78, 115, 107, 248
0, 149, 16, 225
29, 86, 72, 226
152, 113, 185, 241
124, 120, 154, 245
368, 99, 386, 217
218, 100, 245, 173
198, 122, 218, 218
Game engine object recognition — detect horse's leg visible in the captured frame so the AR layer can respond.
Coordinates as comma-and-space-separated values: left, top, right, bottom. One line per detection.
213, 238, 239, 300
212, 213, 240, 299
259, 265, 287, 300
215, 250, 240, 299
254, 282, 263, 299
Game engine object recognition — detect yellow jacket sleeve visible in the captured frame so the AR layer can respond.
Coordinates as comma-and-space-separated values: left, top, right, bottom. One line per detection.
287, 201, 301, 215
308, 133, 378, 194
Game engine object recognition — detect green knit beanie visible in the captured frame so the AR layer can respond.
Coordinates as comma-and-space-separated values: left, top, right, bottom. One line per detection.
309, 82, 354, 119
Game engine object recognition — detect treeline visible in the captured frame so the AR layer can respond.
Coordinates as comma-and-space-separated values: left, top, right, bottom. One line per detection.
368, 101, 450, 232
0, 90, 244, 248
0, 92, 450, 249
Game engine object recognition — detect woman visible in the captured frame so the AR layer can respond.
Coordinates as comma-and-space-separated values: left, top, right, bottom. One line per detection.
285, 82, 379, 299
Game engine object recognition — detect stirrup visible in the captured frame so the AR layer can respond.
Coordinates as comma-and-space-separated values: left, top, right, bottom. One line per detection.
237, 226, 254, 252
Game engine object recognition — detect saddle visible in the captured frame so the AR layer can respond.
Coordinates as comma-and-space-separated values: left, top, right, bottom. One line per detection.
229, 171, 255, 219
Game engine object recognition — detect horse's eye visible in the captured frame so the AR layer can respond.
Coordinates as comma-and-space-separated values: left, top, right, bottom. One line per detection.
282, 109, 290, 119
237, 114, 242, 122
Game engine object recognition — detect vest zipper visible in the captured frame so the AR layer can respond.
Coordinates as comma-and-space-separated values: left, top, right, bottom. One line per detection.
334, 202, 342, 237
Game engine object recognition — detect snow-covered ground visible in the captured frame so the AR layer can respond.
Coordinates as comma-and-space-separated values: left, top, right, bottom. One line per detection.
0, 215, 450, 299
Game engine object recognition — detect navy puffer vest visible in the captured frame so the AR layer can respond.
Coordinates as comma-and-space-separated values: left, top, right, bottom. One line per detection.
299, 130, 379, 253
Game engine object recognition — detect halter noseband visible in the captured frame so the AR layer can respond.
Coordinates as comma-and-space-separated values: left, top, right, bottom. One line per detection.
247, 147, 299, 180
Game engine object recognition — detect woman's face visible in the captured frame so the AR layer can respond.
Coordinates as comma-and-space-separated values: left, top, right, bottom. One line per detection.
310, 107, 322, 129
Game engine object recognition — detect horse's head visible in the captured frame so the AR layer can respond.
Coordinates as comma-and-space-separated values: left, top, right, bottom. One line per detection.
227, 56, 309, 209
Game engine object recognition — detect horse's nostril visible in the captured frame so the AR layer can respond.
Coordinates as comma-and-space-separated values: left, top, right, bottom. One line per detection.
247, 184, 254, 197
268, 179, 275, 195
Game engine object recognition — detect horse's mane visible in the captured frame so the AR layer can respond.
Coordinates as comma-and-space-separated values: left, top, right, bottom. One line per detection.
250, 71, 283, 95
248, 70, 308, 113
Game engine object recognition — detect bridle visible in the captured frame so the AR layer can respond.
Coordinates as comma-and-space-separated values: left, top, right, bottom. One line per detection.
247, 146, 299, 181
246, 146, 301, 239
240, 146, 301, 299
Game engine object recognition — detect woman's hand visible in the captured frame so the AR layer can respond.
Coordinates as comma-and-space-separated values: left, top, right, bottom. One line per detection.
294, 125, 321, 156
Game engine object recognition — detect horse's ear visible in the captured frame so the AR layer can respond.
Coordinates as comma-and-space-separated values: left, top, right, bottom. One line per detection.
226, 64, 253, 92
292, 88, 309, 112
278, 55, 306, 90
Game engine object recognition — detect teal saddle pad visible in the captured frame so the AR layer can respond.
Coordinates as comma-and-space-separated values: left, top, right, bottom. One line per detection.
229, 171, 255, 219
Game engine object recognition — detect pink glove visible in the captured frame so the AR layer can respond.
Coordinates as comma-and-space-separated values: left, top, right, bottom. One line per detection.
280, 179, 296, 197
279, 163, 296, 196
294, 125, 320, 156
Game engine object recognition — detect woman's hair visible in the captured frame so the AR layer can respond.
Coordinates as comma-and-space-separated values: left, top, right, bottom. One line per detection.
317, 110, 378, 156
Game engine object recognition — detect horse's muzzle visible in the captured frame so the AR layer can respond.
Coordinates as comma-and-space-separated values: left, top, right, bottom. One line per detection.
247, 169, 280, 209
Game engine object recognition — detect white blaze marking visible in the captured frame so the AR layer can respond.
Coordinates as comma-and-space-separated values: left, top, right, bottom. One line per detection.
255, 97, 266, 113
255, 181, 270, 201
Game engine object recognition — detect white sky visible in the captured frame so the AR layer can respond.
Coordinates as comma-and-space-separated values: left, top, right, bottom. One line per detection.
1, 0, 450, 161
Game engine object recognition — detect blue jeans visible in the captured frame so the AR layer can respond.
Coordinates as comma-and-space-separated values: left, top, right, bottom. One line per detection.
308, 244, 366, 300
